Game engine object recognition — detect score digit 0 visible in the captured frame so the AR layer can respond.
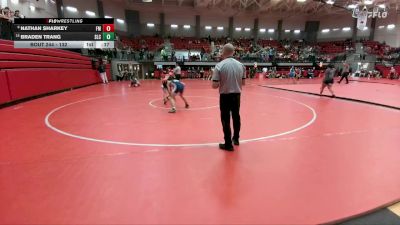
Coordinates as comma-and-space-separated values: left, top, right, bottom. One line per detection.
102, 32, 115, 41
103, 24, 114, 32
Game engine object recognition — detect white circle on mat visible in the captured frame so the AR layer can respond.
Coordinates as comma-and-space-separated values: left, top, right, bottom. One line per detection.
148, 96, 219, 110
45, 94, 317, 147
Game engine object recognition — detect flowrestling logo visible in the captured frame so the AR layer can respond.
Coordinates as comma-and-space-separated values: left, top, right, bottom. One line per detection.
352, 5, 388, 19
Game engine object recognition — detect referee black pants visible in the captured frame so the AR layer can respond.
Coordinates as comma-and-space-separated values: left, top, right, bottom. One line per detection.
339, 72, 349, 83
220, 93, 241, 146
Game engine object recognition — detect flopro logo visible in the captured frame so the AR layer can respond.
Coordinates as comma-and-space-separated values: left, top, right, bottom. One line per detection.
352, 6, 388, 19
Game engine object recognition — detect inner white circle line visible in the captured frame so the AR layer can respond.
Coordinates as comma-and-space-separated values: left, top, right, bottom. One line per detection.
149, 96, 219, 110
45, 94, 317, 147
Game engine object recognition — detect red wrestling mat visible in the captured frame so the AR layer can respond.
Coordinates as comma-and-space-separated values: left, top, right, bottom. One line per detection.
0, 80, 399, 224
258, 78, 400, 108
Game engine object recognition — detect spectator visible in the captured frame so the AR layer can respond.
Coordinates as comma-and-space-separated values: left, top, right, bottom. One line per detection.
320, 64, 336, 97
307, 68, 315, 79
161, 48, 168, 61
173, 64, 181, 80
338, 62, 350, 84
389, 67, 398, 80
98, 59, 108, 84
116, 69, 125, 82
171, 49, 175, 61
0, 7, 11, 20
13, 10, 24, 19
0, 6, 12, 40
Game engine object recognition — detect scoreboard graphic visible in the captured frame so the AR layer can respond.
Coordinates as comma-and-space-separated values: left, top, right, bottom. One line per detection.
13, 18, 115, 49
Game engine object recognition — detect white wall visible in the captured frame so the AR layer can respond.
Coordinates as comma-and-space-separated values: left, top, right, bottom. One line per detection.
136, 8, 399, 46
374, 10, 399, 47
258, 17, 278, 39
200, 13, 229, 27
7, 0, 57, 18
375, 26, 399, 47
282, 15, 307, 30
5, 0, 399, 47
200, 27, 228, 38
317, 28, 353, 41
280, 16, 306, 40
315, 11, 399, 47
102, 0, 127, 32
166, 25, 196, 37
319, 15, 354, 30
63, 0, 98, 18
230, 14, 254, 38
141, 24, 158, 36
317, 15, 355, 41
61, 0, 128, 32
200, 13, 229, 38
164, 13, 195, 37
1, 0, 8, 8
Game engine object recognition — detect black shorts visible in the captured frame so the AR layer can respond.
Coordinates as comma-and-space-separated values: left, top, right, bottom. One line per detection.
323, 79, 334, 85
341, 72, 349, 77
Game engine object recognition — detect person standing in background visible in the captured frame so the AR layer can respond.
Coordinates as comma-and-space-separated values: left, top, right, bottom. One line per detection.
389, 67, 397, 80
129, 69, 141, 87
0, 7, 12, 40
338, 62, 350, 84
289, 66, 295, 83
13, 10, 24, 19
98, 59, 108, 84
116, 64, 124, 81
320, 64, 336, 97
173, 64, 181, 80
212, 43, 246, 151
161, 48, 168, 61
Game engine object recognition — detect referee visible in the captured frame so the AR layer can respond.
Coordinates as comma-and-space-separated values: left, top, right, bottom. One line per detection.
173, 64, 181, 80
338, 62, 350, 84
212, 43, 246, 151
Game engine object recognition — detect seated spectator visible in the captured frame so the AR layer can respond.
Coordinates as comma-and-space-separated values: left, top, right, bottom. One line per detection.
13, 10, 24, 19
374, 70, 381, 79
389, 67, 398, 79
116, 69, 125, 81
161, 48, 168, 61
204, 69, 212, 80
359, 69, 367, 77
307, 68, 315, 79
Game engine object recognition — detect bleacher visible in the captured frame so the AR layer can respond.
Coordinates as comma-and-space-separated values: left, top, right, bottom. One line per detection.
317, 41, 351, 54
170, 37, 211, 52
0, 39, 109, 105
375, 64, 400, 78
121, 36, 164, 51
257, 40, 282, 50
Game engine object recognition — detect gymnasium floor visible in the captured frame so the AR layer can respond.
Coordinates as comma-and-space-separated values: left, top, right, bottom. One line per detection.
260, 77, 400, 108
0, 78, 399, 224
